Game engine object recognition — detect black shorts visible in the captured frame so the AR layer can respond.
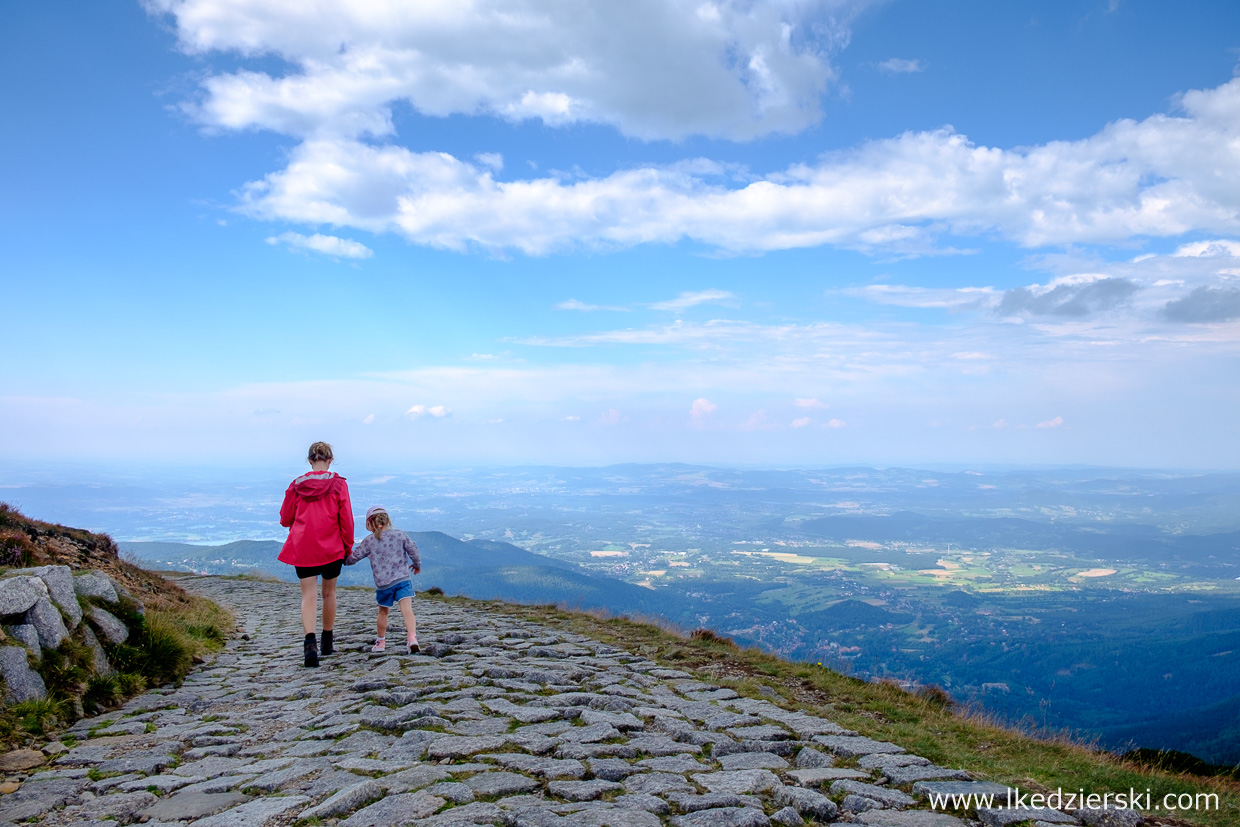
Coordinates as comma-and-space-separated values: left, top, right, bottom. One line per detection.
295, 559, 343, 581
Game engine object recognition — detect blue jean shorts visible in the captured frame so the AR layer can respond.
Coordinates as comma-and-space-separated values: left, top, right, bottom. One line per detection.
375, 579, 414, 608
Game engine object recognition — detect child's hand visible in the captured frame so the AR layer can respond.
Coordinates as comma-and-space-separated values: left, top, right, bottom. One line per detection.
411, 566, 420, 575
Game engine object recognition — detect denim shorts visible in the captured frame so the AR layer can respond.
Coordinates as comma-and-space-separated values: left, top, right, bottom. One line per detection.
375, 579, 414, 608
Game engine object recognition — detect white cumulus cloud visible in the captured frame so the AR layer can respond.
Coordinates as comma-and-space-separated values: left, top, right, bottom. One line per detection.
1036, 416, 1065, 429
406, 404, 451, 418
690, 397, 718, 427
597, 408, 622, 426
146, 0, 858, 141
230, 78, 1240, 256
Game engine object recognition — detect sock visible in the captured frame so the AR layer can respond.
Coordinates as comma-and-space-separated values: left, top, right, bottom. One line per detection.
305, 633, 315, 641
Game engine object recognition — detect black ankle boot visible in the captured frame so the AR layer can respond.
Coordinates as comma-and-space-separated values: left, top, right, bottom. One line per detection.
321, 629, 333, 656
303, 633, 319, 667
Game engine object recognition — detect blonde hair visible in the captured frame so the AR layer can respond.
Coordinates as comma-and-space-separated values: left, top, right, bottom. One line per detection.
367, 510, 392, 539
307, 441, 333, 463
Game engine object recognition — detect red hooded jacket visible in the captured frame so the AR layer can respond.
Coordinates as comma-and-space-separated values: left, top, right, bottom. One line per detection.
278, 470, 355, 567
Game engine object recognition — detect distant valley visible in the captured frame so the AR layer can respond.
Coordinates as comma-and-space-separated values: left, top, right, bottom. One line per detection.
10, 462, 1240, 765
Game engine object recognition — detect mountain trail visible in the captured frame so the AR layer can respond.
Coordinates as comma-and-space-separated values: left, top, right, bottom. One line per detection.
1, 576, 1072, 827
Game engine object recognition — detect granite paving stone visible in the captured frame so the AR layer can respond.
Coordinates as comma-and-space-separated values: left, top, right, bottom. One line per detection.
830, 779, 918, 808
138, 791, 251, 822
772, 783, 840, 821
298, 778, 383, 820
425, 781, 477, 803
717, 752, 787, 770
853, 811, 969, 827
549, 779, 625, 800
670, 807, 769, 827
859, 753, 931, 770
691, 769, 781, 794
340, 791, 446, 826
814, 735, 906, 757
190, 795, 310, 827
977, 807, 1080, 826
665, 792, 764, 812
770, 805, 804, 826
464, 770, 541, 797
886, 765, 972, 785
785, 767, 872, 785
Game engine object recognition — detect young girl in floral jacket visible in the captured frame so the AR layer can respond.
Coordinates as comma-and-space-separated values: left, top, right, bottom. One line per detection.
345, 506, 421, 653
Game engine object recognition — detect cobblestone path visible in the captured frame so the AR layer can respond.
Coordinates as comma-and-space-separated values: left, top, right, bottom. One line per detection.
0, 577, 1085, 827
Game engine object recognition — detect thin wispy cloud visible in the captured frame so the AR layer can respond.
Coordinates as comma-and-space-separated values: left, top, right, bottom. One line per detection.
649, 289, 737, 312
846, 285, 998, 310
556, 299, 630, 312
265, 231, 372, 259
876, 58, 924, 73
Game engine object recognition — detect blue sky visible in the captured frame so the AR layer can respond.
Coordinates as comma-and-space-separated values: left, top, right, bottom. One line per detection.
3, 0, 1240, 470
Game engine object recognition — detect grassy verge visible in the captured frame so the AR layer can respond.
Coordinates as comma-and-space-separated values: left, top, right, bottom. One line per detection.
449, 595, 1238, 827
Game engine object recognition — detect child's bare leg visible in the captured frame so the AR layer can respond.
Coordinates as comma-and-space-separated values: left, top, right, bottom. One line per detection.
397, 597, 417, 639
376, 606, 390, 640
299, 577, 318, 635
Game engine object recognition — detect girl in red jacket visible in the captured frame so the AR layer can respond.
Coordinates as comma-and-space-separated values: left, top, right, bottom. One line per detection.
279, 441, 354, 667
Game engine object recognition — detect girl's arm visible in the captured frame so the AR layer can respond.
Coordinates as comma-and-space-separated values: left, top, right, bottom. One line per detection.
344, 536, 372, 566
404, 534, 421, 574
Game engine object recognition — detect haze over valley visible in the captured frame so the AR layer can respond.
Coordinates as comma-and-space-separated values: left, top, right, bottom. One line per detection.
7, 462, 1238, 765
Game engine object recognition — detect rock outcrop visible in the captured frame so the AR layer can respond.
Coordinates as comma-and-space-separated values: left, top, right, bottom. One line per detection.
0, 507, 168, 709
0, 576, 1121, 827
0, 564, 142, 704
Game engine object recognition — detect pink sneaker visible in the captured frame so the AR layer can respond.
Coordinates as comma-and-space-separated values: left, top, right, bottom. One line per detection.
371, 638, 386, 653
407, 636, 419, 654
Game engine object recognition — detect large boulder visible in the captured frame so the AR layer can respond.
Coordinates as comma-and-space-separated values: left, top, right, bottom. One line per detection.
113, 581, 144, 616
7, 566, 81, 628
0, 646, 46, 703
0, 576, 47, 618
87, 606, 129, 645
73, 570, 119, 604
3, 624, 41, 661
26, 597, 69, 649
80, 624, 112, 675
